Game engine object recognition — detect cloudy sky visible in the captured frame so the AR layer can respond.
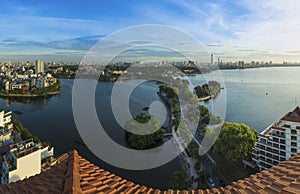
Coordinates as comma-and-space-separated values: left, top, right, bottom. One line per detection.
0, 0, 300, 62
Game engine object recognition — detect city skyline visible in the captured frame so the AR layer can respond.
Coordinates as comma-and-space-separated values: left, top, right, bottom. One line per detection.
0, 0, 300, 62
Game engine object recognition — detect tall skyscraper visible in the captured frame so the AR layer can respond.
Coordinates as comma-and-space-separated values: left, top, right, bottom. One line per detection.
211, 54, 214, 65
35, 60, 44, 73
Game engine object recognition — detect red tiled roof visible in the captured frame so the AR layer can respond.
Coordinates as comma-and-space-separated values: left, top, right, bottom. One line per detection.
271, 126, 285, 131
281, 106, 300, 122
292, 106, 300, 117
1, 150, 300, 193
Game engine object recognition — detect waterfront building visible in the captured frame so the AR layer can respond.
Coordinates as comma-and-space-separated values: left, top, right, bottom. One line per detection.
0, 127, 13, 147
252, 106, 300, 170
0, 62, 57, 93
35, 60, 44, 74
0, 111, 19, 147
0, 111, 12, 129
0, 139, 54, 184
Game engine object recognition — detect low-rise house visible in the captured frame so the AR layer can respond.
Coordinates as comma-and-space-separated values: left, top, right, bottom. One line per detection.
0, 139, 54, 184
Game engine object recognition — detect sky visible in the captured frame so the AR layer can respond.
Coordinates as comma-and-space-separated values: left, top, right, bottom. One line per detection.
0, 0, 300, 63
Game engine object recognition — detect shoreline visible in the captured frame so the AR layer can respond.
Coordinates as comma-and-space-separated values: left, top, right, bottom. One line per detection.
58, 65, 300, 81
198, 96, 211, 101
0, 91, 61, 98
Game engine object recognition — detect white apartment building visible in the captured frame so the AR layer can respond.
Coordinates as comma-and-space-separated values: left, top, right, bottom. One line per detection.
1, 139, 54, 184
0, 127, 13, 147
0, 111, 12, 128
252, 107, 300, 170
0, 111, 14, 147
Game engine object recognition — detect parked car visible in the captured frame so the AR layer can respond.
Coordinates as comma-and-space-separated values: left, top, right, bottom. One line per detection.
208, 177, 216, 188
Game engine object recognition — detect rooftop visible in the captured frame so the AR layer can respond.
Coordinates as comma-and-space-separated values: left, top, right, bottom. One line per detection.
1, 150, 300, 193
9, 139, 40, 159
281, 106, 300, 123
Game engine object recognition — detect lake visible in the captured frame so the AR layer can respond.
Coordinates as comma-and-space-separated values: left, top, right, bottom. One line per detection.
1, 67, 300, 189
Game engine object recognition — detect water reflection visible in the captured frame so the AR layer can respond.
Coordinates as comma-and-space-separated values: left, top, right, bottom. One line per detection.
3, 95, 59, 110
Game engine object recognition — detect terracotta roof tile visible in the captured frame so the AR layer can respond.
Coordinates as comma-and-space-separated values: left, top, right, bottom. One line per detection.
1, 150, 300, 193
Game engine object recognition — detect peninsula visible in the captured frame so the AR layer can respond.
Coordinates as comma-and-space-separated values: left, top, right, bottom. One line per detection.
0, 60, 61, 98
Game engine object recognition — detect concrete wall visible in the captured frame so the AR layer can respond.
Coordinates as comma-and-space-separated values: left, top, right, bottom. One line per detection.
8, 150, 41, 183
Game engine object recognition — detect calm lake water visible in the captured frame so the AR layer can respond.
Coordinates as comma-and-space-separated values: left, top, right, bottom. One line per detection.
1, 67, 300, 189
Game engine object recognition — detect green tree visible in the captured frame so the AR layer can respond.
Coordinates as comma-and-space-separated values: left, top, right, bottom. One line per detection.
213, 122, 258, 163
196, 169, 210, 189
125, 113, 163, 150
194, 81, 221, 98
199, 105, 210, 126
12, 117, 41, 143
187, 140, 199, 158
169, 169, 189, 190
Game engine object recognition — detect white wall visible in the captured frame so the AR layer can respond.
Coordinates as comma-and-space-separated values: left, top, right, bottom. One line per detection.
0, 111, 4, 127
8, 150, 41, 183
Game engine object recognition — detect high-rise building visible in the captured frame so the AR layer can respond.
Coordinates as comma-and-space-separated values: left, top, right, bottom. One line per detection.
252, 107, 300, 170
35, 60, 44, 73
211, 54, 214, 65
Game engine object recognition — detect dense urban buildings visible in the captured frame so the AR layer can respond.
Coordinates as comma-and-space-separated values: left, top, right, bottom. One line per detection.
252, 107, 300, 170
0, 60, 58, 93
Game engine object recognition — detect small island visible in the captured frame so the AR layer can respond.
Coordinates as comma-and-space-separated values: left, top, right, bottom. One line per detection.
194, 81, 221, 101
125, 113, 163, 150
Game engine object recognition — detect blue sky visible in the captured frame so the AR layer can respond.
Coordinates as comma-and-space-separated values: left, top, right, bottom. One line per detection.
0, 0, 300, 62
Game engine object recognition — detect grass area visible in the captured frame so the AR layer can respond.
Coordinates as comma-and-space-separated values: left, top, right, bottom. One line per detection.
74, 137, 86, 146
13, 110, 23, 115
12, 117, 41, 143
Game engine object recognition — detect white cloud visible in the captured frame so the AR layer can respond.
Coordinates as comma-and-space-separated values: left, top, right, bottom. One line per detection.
1, 0, 300, 62
0, 15, 114, 41
223, 0, 300, 61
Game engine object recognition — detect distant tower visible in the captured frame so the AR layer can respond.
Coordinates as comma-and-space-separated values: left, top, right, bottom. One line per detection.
218, 57, 220, 65
211, 54, 214, 65
35, 60, 44, 73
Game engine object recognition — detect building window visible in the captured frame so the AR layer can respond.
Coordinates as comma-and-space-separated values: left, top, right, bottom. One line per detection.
291, 136, 297, 141
280, 139, 286, 144
291, 142, 297, 147
291, 129, 297, 135
273, 137, 279, 143
291, 148, 297, 153
280, 151, 286, 156
260, 139, 266, 144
